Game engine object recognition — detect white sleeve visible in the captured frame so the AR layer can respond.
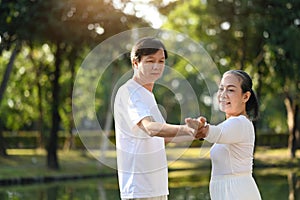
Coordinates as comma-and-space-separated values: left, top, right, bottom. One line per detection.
204, 125, 222, 143
128, 95, 151, 126
115, 86, 151, 132
204, 117, 248, 144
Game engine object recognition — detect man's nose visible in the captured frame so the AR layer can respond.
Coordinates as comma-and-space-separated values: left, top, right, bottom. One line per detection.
152, 63, 159, 69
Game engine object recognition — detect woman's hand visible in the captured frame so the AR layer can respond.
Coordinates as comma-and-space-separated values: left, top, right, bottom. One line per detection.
185, 116, 209, 139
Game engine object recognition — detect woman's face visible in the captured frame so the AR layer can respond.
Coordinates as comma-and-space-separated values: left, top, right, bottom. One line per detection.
217, 73, 250, 118
133, 49, 165, 84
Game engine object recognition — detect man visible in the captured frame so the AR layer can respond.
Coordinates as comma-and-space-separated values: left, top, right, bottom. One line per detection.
114, 37, 204, 200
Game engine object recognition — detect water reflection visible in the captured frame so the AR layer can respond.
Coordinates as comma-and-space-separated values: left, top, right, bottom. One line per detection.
0, 169, 299, 200
0, 178, 120, 200
288, 172, 299, 200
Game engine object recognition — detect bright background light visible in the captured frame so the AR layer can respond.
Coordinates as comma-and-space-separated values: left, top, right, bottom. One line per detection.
112, 0, 176, 28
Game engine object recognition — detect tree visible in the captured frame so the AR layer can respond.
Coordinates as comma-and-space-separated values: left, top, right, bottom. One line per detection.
262, 0, 300, 158
0, 0, 25, 156
163, 0, 300, 156
0, 42, 21, 156
0, 0, 146, 169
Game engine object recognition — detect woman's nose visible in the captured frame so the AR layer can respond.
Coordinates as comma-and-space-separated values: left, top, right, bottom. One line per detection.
220, 90, 227, 98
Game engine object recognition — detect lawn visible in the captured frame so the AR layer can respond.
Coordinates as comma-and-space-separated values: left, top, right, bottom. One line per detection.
0, 147, 299, 183
0, 149, 115, 181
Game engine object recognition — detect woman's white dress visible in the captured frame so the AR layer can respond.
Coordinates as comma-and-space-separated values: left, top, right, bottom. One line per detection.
204, 115, 262, 200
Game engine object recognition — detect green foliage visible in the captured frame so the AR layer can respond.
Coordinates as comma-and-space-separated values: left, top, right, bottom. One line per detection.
262, 0, 300, 96
0, 46, 51, 130
163, 0, 300, 135
1, 0, 299, 151
0, 0, 145, 131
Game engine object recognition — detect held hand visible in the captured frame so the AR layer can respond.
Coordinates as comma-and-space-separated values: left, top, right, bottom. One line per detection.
195, 117, 209, 139
185, 116, 206, 130
185, 117, 208, 139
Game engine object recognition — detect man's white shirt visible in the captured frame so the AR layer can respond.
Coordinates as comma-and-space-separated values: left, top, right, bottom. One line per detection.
114, 79, 169, 199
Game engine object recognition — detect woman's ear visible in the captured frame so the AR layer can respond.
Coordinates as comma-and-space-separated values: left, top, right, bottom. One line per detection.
243, 91, 251, 103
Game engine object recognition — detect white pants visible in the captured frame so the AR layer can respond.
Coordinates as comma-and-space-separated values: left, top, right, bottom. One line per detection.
122, 195, 168, 200
210, 173, 261, 200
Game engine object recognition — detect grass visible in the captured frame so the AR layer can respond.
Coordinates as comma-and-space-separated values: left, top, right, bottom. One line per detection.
0, 147, 299, 181
0, 149, 116, 180
253, 147, 300, 177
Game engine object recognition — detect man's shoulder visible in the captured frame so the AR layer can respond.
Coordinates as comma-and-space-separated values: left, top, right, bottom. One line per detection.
116, 79, 132, 94
118, 79, 137, 90
119, 79, 148, 96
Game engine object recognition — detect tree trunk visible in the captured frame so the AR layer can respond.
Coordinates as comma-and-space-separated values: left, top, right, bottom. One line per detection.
0, 129, 7, 157
100, 111, 113, 157
37, 67, 45, 149
0, 42, 21, 102
63, 47, 77, 151
0, 41, 21, 157
29, 45, 45, 149
47, 42, 62, 170
284, 96, 298, 158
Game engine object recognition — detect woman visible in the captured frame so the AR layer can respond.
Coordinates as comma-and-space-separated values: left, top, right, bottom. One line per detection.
187, 70, 262, 200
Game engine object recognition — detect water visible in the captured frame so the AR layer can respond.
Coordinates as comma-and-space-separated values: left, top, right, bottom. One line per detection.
0, 169, 298, 200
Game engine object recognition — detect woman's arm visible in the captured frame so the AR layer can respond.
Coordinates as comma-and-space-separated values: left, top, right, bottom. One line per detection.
199, 117, 248, 144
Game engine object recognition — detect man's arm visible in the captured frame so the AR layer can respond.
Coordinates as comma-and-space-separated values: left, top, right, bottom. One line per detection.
137, 116, 196, 138
164, 135, 195, 143
164, 117, 208, 143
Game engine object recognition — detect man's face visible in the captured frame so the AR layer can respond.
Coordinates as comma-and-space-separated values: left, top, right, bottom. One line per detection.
133, 49, 166, 84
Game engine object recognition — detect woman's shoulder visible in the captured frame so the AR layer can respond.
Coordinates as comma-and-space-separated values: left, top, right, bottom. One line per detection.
228, 115, 250, 121
220, 115, 254, 137
224, 115, 252, 127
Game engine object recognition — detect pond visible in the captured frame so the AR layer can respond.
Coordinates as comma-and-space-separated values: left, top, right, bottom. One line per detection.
0, 168, 298, 200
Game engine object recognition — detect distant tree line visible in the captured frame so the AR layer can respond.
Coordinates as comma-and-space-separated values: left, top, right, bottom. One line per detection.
0, 0, 299, 173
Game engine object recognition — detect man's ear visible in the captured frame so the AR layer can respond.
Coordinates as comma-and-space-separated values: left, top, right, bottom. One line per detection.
243, 91, 251, 103
132, 60, 139, 69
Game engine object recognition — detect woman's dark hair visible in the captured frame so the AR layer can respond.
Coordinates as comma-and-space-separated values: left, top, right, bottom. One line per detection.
130, 37, 168, 63
225, 70, 259, 121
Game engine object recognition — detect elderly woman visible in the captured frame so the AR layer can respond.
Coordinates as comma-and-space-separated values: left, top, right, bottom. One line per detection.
187, 70, 262, 200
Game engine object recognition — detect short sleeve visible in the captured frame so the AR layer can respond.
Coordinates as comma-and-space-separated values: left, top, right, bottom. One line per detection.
128, 94, 151, 126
